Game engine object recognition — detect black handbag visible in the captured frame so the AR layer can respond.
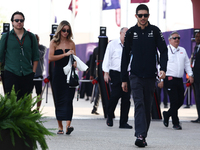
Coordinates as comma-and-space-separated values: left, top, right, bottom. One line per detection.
68, 55, 79, 87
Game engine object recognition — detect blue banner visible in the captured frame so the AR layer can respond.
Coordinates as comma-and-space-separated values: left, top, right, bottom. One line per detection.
102, 0, 120, 10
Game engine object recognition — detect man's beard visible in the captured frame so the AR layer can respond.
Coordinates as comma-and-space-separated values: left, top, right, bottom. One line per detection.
138, 20, 148, 26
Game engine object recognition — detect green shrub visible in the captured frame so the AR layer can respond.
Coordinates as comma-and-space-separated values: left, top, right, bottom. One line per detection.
0, 87, 54, 150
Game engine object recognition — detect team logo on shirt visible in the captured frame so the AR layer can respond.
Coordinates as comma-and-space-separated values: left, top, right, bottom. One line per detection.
148, 30, 154, 37
133, 32, 138, 39
160, 31, 165, 41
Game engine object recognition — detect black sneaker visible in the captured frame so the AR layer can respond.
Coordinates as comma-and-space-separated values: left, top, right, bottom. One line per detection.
91, 110, 99, 115
106, 115, 113, 127
173, 124, 182, 130
163, 111, 169, 127
119, 123, 133, 129
135, 135, 146, 147
191, 119, 200, 123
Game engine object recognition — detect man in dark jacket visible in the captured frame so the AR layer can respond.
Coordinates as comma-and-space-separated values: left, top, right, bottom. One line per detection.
191, 31, 200, 123
121, 4, 168, 147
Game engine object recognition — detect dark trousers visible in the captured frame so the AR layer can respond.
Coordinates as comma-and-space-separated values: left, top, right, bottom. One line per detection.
164, 76, 184, 125
129, 74, 155, 138
1, 71, 6, 94
194, 82, 200, 120
4, 70, 34, 101
92, 84, 100, 111
107, 70, 131, 126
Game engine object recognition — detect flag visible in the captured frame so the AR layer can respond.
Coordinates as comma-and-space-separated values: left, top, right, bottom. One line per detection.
131, 0, 149, 3
68, 0, 79, 16
51, 0, 57, 23
102, 0, 120, 10
163, 0, 166, 19
55, 16, 57, 23
115, 8, 121, 27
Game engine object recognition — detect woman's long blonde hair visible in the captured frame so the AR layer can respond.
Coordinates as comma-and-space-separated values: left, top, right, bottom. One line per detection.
53, 20, 73, 45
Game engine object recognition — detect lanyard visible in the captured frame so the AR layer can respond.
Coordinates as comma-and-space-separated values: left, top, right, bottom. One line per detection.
169, 45, 179, 54
14, 34, 25, 56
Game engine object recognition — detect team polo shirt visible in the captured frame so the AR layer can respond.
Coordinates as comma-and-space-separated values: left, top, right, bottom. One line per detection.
0, 29, 39, 76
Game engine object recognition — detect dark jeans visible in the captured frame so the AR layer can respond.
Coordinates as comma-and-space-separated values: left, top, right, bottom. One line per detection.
107, 70, 131, 125
194, 82, 200, 119
4, 70, 34, 101
129, 74, 155, 138
164, 76, 184, 125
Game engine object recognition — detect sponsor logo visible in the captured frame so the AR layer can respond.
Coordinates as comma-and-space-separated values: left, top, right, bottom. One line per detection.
133, 32, 138, 39
148, 30, 154, 37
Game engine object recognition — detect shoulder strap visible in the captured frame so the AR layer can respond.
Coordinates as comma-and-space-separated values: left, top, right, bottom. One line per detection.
5, 32, 9, 51
27, 31, 33, 48
2, 32, 10, 66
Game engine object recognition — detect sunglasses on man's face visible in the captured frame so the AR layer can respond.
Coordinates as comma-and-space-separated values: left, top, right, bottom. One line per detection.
137, 14, 149, 18
171, 37, 180, 40
61, 29, 70, 33
14, 19, 24, 23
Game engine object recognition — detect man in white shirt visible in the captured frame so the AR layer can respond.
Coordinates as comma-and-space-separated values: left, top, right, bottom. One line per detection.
102, 27, 132, 129
163, 31, 194, 130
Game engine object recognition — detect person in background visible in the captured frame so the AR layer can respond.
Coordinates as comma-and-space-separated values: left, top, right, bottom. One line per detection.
184, 73, 193, 108
90, 47, 100, 115
32, 34, 47, 111
0, 11, 39, 100
102, 27, 132, 129
155, 56, 168, 108
80, 54, 93, 101
190, 31, 200, 123
121, 4, 168, 147
163, 31, 194, 130
49, 20, 76, 135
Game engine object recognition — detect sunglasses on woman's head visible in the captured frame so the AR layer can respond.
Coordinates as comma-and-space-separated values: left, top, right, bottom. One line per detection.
61, 29, 70, 33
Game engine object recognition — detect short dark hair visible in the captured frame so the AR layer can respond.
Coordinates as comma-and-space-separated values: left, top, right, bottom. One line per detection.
136, 4, 149, 14
11, 11, 25, 22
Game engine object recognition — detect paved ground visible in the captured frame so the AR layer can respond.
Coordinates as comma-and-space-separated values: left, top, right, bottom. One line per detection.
40, 118, 200, 150
34, 90, 200, 150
